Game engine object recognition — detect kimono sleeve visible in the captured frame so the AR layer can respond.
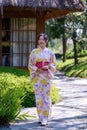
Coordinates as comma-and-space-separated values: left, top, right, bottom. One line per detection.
48, 52, 56, 78
28, 51, 38, 76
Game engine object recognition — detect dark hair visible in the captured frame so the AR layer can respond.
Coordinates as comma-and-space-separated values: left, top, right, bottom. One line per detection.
37, 33, 49, 41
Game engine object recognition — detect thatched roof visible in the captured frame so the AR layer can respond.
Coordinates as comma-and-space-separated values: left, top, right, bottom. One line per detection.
0, 0, 85, 18
0, 0, 85, 10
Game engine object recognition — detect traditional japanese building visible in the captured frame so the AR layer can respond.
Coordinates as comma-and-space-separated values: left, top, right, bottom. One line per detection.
0, 0, 84, 67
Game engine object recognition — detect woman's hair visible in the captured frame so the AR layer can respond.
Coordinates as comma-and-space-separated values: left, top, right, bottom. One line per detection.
37, 33, 49, 41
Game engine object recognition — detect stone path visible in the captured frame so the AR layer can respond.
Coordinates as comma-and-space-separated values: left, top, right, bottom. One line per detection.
0, 71, 87, 130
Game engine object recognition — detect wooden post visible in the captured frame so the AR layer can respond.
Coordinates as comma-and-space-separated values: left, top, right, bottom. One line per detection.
36, 10, 45, 46
0, 15, 2, 65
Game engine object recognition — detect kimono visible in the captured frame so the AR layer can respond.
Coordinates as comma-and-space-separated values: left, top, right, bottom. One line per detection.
28, 47, 56, 122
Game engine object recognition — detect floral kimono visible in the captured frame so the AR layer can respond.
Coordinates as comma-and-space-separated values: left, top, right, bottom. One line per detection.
28, 47, 56, 122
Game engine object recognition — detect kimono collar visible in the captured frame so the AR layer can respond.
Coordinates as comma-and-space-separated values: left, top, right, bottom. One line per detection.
39, 47, 47, 51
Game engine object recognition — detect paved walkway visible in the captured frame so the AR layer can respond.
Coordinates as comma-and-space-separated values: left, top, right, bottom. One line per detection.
0, 71, 87, 130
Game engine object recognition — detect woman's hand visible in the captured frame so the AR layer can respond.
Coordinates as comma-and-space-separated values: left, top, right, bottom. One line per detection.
36, 65, 50, 73
41, 65, 49, 70
36, 69, 43, 73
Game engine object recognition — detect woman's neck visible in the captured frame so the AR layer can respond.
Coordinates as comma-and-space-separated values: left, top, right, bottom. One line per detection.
40, 46, 45, 50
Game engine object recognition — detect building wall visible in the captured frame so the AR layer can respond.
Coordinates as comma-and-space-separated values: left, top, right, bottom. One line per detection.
1, 17, 36, 67
0, 8, 45, 67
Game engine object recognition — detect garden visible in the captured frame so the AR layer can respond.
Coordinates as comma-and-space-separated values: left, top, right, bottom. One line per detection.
0, 3, 87, 125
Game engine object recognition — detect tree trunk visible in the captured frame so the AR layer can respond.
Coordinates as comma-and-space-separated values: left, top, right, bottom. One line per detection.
73, 39, 78, 65
62, 31, 67, 62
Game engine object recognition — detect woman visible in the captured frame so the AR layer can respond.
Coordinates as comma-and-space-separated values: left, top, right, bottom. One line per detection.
28, 33, 56, 126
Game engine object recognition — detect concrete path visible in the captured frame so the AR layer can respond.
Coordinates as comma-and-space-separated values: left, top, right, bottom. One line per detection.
0, 71, 87, 130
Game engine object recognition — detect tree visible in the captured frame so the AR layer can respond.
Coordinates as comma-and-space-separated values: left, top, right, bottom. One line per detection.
65, 13, 84, 65
45, 17, 67, 62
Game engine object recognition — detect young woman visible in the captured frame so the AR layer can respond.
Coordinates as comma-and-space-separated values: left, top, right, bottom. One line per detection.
28, 33, 56, 126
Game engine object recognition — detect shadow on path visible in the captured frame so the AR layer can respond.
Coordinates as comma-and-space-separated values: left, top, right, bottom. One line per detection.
0, 114, 87, 130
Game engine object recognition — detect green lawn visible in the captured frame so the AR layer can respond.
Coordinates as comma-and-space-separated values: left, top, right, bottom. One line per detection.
56, 56, 87, 78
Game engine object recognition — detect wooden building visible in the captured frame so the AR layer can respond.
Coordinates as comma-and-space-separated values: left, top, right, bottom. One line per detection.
0, 0, 84, 67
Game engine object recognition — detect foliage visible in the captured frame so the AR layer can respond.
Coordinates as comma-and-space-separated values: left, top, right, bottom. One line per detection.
56, 59, 74, 71
46, 11, 87, 64
78, 39, 87, 51
66, 52, 74, 59
48, 38, 63, 54
21, 82, 35, 107
56, 57, 87, 78
45, 17, 66, 39
0, 81, 24, 124
66, 50, 87, 59
0, 67, 59, 124
52, 84, 60, 104
0, 66, 29, 77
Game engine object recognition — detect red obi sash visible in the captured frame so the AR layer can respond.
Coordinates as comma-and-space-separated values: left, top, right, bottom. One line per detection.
35, 61, 49, 70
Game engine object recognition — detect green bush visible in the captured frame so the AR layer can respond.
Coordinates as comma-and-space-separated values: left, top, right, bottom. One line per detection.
52, 84, 59, 104
0, 81, 24, 124
21, 82, 36, 107
78, 50, 87, 57
66, 52, 74, 59
0, 67, 59, 124
66, 50, 87, 59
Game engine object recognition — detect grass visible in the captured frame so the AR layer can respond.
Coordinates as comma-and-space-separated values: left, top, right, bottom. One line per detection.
0, 66, 29, 77
56, 56, 87, 78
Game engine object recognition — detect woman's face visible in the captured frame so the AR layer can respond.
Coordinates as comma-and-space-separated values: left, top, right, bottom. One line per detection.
38, 36, 46, 49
